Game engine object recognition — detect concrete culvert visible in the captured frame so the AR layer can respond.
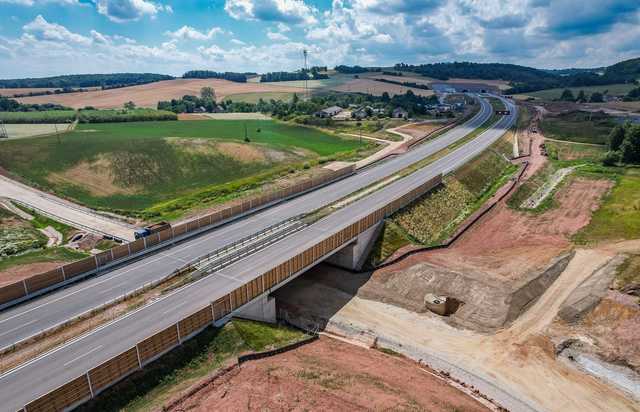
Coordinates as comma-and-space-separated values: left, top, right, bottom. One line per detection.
424, 293, 462, 316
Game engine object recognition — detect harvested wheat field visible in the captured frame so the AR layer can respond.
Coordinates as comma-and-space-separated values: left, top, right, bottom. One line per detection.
331, 78, 434, 97
17, 79, 305, 109
167, 336, 490, 412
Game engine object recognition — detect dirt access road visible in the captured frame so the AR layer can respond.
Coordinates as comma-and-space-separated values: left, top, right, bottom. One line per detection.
0, 174, 135, 241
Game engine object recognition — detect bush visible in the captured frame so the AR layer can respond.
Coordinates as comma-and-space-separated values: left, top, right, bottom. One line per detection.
603, 150, 621, 166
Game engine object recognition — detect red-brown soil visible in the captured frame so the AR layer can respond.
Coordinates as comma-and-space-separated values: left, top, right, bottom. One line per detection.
167, 336, 489, 412
17, 79, 305, 109
0, 261, 66, 287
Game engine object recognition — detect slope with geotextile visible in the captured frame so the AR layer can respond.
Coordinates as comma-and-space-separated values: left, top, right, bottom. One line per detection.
0, 119, 367, 219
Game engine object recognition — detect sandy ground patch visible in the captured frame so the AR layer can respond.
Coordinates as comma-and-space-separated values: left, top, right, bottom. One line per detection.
0, 261, 66, 287
167, 336, 489, 412
202, 112, 271, 120
395, 122, 447, 139
47, 154, 140, 197
3, 124, 71, 139
17, 79, 305, 109
217, 142, 267, 162
331, 78, 434, 97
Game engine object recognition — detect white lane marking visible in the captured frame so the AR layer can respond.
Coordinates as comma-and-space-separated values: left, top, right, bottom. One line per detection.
0, 319, 37, 338
63, 345, 103, 367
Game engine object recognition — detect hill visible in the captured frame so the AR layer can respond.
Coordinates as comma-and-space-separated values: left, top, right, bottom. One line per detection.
394, 57, 640, 93
0, 73, 174, 89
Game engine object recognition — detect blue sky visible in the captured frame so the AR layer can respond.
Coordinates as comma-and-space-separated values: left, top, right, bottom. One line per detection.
0, 0, 639, 78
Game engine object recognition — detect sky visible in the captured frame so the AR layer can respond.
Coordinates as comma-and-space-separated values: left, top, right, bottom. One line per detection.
0, 0, 639, 79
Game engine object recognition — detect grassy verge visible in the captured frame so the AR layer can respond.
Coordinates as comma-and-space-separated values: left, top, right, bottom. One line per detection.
77, 320, 307, 412
14, 204, 76, 242
0, 247, 87, 272
573, 167, 640, 244
546, 140, 607, 162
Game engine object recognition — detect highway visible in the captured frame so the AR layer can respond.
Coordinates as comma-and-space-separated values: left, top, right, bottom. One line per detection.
0, 97, 516, 410
0, 97, 494, 351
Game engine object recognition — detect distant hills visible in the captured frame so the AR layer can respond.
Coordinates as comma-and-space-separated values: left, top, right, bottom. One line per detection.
394, 57, 640, 93
0, 73, 174, 89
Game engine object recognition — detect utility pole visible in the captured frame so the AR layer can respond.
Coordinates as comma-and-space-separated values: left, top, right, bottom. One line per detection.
0, 120, 7, 139
303, 49, 309, 100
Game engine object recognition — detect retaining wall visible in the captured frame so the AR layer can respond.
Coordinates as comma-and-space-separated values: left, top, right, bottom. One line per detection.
0, 165, 355, 310
19, 173, 442, 412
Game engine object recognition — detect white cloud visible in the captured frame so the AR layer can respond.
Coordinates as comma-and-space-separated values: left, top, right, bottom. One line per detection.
165, 26, 226, 41
23, 15, 92, 46
224, 0, 317, 25
96, 0, 170, 23
267, 30, 289, 41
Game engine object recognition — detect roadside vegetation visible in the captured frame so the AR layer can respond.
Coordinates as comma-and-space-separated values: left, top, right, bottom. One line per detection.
76, 319, 308, 412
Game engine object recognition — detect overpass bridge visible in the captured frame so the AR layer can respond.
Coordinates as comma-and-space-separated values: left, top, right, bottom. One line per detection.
0, 96, 516, 412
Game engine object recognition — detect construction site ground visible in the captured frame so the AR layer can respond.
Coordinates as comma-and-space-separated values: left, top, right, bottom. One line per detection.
167, 336, 490, 412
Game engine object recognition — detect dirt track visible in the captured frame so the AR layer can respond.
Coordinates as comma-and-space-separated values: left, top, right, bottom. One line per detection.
17, 79, 305, 109
167, 336, 490, 412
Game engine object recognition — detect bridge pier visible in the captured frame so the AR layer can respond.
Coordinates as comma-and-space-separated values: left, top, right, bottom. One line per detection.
326, 220, 383, 271
236, 293, 277, 323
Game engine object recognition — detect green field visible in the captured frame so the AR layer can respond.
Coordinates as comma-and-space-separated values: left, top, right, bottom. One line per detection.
0, 119, 365, 218
521, 83, 637, 100
540, 111, 616, 145
574, 168, 640, 244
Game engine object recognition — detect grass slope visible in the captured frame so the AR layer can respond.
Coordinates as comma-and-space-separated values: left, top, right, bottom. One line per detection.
0, 120, 364, 216
76, 319, 307, 412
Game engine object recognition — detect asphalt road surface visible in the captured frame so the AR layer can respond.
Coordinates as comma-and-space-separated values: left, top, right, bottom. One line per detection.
0, 97, 493, 351
0, 97, 517, 411
0, 174, 135, 241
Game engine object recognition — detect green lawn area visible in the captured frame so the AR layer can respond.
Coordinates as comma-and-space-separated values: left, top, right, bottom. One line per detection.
573, 168, 640, 244
522, 83, 637, 100
0, 247, 87, 273
545, 140, 607, 162
540, 111, 616, 145
76, 319, 308, 412
0, 119, 365, 217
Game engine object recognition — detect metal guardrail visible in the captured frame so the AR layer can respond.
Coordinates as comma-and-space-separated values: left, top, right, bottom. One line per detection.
181, 215, 308, 277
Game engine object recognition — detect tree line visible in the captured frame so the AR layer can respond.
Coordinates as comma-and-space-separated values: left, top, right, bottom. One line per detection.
604, 123, 640, 166
181, 71, 248, 82
0, 73, 173, 89
0, 96, 71, 112
260, 68, 328, 82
